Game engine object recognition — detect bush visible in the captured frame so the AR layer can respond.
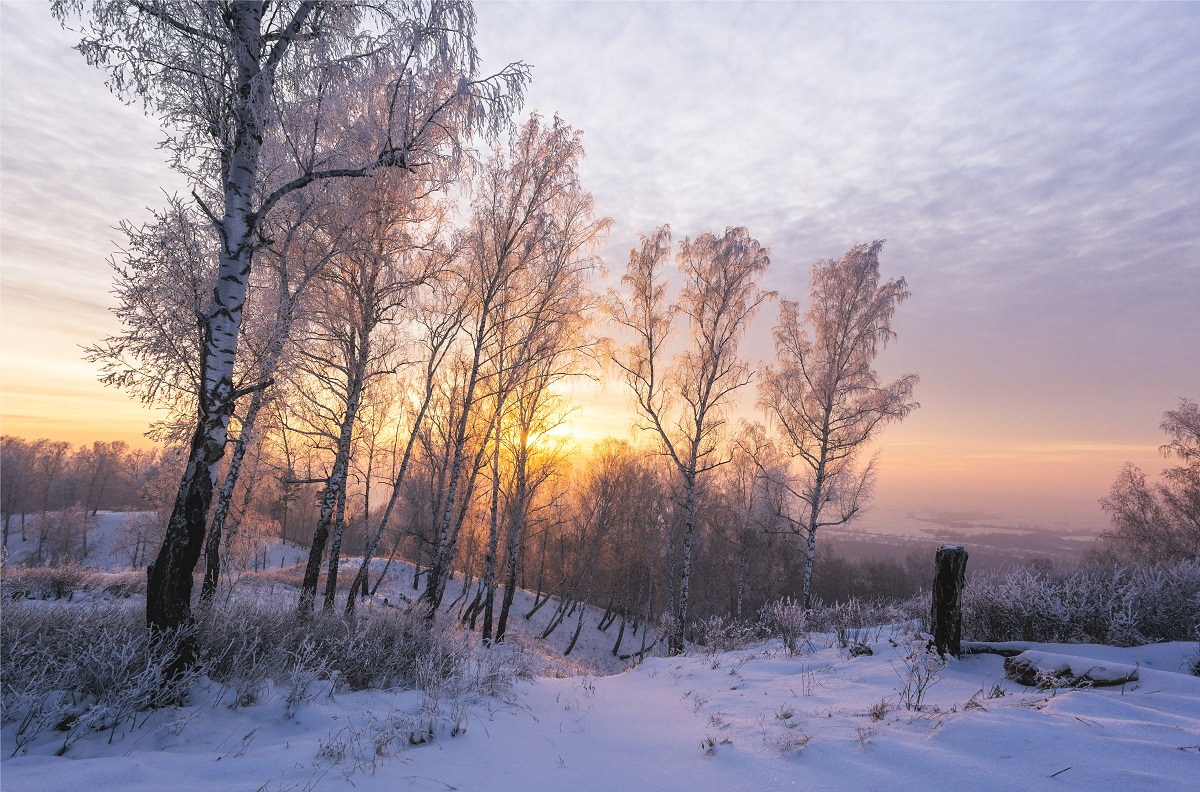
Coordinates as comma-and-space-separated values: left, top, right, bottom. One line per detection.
2, 594, 495, 756
1, 564, 146, 601
1, 601, 196, 756
962, 559, 1200, 645
690, 615, 762, 654
807, 595, 925, 647
1, 561, 96, 601
757, 597, 807, 654
892, 633, 945, 711
95, 569, 146, 598
195, 597, 471, 698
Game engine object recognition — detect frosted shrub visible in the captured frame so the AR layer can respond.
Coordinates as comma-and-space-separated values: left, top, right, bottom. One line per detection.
95, 569, 146, 598
1, 601, 196, 755
3, 593, 502, 755
1, 562, 96, 601
195, 598, 472, 696
892, 633, 945, 711
808, 597, 910, 648
758, 597, 808, 654
283, 637, 332, 718
466, 643, 535, 699
962, 559, 1200, 645
2, 564, 145, 601
807, 597, 878, 633
691, 615, 761, 654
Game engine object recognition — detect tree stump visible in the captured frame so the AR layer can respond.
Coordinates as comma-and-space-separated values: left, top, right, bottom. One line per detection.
931, 545, 968, 657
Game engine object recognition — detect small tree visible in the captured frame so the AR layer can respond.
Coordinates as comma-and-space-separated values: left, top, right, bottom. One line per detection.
759, 241, 918, 610
1101, 398, 1200, 561
609, 225, 772, 653
420, 114, 603, 614
1, 437, 34, 548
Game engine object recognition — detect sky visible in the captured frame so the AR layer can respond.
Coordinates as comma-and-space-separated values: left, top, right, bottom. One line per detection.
2, 2, 1198, 542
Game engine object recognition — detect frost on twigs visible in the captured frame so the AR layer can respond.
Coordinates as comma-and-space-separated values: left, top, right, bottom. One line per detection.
691, 615, 762, 655
1, 602, 198, 756
892, 634, 946, 711
758, 596, 808, 655
961, 559, 1200, 645
2, 595, 523, 758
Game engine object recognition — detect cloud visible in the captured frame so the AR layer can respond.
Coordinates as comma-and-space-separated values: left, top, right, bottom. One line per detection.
2, 2, 1197, 523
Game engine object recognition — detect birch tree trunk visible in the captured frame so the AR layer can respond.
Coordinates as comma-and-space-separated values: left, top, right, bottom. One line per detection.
200, 385, 268, 605
146, 5, 267, 657
480, 386, 507, 643
323, 479, 350, 610
300, 331, 370, 614
494, 433, 529, 642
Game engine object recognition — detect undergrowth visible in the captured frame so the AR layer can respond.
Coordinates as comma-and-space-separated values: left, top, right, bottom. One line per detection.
1, 595, 522, 756
1, 562, 145, 601
962, 559, 1200, 645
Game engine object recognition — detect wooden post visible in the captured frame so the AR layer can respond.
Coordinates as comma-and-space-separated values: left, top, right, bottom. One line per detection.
931, 545, 968, 656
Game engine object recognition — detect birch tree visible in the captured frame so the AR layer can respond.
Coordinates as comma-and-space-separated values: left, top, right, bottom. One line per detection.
54, 0, 527, 663
608, 226, 772, 654
199, 194, 336, 604
344, 275, 466, 615
758, 240, 918, 610
1101, 398, 1200, 560
420, 114, 602, 613
295, 173, 443, 614
479, 178, 606, 643
492, 373, 575, 642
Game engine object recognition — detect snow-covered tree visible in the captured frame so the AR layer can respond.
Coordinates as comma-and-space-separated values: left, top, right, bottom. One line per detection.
293, 172, 446, 614
608, 226, 773, 654
420, 114, 604, 615
1101, 398, 1200, 561
758, 241, 918, 610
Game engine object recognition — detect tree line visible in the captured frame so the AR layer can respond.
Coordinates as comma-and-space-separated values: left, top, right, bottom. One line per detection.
0, 437, 179, 566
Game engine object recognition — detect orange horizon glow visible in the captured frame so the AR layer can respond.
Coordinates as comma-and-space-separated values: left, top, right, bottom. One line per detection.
0, 353, 1171, 533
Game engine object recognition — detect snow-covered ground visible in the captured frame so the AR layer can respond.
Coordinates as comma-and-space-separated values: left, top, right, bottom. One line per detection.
4, 512, 1199, 790
4, 634, 1197, 791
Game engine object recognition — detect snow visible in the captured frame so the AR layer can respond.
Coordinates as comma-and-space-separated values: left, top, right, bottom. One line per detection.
3, 511, 143, 571
4, 513, 1199, 790
4, 631, 1198, 791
